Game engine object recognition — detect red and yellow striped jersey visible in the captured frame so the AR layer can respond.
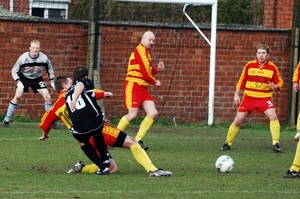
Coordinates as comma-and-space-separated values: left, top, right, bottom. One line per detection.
236, 59, 283, 98
125, 43, 158, 86
38, 89, 105, 134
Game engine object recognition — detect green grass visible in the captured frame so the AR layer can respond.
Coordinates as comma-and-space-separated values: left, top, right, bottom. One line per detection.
0, 122, 299, 199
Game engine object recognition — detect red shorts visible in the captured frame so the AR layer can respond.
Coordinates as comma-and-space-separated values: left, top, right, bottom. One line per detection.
122, 81, 153, 109
237, 95, 275, 112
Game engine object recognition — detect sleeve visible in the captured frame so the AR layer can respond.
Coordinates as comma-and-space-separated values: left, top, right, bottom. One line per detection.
236, 64, 249, 89
273, 66, 284, 91
292, 62, 300, 83
134, 46, 157, 85
151, 67, 158, 75
45, 54, 55, 80
11, 54, 24, 81
38, 93, 65, 134
94, 89, 105, 100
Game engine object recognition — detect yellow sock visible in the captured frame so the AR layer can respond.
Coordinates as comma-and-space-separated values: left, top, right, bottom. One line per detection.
130, 143, 157, 172
226, 124, 239, 146
270, 120, 280, 145
117, 116, 130, 131
81, 164, 98, 173
135, 116, 154, 141
290, 141, 300, 172
297, 113, 300, 131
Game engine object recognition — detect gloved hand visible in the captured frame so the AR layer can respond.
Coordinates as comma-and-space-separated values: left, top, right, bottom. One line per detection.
50, 79, 55, 90
16, 81, 24, 93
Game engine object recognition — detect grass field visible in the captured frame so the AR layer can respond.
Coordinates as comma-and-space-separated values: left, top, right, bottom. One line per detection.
1, 122, 300, 199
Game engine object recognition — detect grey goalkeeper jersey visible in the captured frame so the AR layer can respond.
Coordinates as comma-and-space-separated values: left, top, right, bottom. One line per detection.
11, 52, 55, 80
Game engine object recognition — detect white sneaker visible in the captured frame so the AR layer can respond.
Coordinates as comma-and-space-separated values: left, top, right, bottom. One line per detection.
294, 132, 300, 141
149, 169, 172, 177
67, 161, 84, 174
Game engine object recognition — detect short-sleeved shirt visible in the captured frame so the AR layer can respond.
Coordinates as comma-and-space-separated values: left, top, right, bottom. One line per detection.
65, 78, 104, 134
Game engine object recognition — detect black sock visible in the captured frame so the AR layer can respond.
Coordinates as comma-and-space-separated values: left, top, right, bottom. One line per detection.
92, 134, 110, 165
81, 143, 105, 170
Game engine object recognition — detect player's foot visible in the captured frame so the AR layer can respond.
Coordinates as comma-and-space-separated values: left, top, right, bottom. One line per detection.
149, 169, 172, 177
284, 170, 299, 178
2, 120, 9, 128
95, 167, 110, 175
67, 161, 84, 174
138, 140, 148, 150
293, 132, 300, 141
273, 142, 282, 153
52, 122, 60, 129
220, 143, 231, 151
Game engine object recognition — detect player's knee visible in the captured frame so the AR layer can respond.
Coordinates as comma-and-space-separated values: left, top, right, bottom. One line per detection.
148, 109, 158, 118
127, 112, 138, 120
44, 94, 52, 104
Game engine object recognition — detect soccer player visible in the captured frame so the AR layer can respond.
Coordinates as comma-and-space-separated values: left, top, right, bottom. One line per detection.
39, 73, 172, 177
65, 66, 110, 175
291, 62, 300, 141
220, 43, 283, 152
2, 40, 59, 129
117, 31, 165, 150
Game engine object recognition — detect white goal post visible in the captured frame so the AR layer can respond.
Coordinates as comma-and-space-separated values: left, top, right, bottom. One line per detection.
113, 0, 218, 125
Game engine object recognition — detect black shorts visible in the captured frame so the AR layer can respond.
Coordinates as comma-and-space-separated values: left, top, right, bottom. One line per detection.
19, 73, 47, 93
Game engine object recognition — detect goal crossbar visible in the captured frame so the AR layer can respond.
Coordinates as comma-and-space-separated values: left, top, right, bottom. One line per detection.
113, 0, 218, 125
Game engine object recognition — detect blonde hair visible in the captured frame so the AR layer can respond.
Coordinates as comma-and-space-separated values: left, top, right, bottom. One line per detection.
256, 43, 270, 54
30, 40, 40, 46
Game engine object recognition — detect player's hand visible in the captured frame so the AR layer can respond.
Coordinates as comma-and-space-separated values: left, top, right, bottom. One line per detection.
155, 80, 161, 86
70, 101, 76, 111
16, 81, 24, 93
233, 94, 240, 106
157, 61, 165, 71
268, 81, 278, 90
104, 92, 113, 98
293, 82, 299, 92
50, 79, 55, 90
104, 119, 111, 125
39, 134, 49, 141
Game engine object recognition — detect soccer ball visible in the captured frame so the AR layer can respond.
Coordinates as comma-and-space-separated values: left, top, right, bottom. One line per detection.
215, 155, 234, 173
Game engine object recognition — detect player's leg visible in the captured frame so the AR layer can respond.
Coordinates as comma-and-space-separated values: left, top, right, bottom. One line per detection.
113, 130, 171, 176
284, 141, 300, 178
220, 111, 249, 150
293, 112, 300, 141
136, 100, 157, 141
68, 158, 118, 174
36, 88, 53, 111
264, 107, 281, 153
3, 87, 23, 127
117, 81, 135, 131
74, 133, 109, 175
91, 128, 111, 174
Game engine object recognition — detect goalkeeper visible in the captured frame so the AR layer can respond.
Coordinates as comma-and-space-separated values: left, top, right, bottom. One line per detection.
2, 40, 58, 129
38, 74, 172, 177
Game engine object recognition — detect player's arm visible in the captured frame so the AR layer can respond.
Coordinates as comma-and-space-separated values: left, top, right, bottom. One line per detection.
135, 48, 157, 85
70, 82, 84, 111
38, 94, 65, 140
11, 55, 23, 81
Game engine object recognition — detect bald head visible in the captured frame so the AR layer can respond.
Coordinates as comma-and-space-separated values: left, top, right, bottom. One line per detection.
141, 31, 155, 49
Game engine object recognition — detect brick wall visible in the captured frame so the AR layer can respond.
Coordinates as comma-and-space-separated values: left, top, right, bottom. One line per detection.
263, 0, 294, 29
0, 20, 291, 124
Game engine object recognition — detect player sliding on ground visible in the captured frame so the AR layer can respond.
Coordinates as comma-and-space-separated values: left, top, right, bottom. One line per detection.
38, 74, 172, 177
